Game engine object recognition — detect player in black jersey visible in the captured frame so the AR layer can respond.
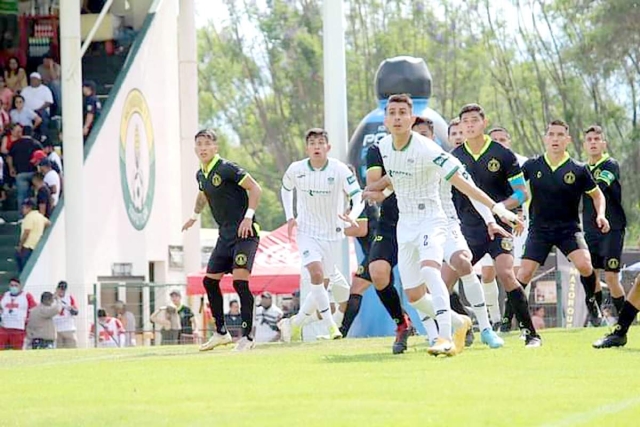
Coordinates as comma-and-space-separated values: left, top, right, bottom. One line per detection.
448, 103, 541, 347
517, 119, 610, 330
593, 275, 640, 348
582, 125, 627, 317
182, 129, 262, 352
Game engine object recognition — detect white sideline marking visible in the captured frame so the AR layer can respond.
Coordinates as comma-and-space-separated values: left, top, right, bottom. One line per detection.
540, 396, 640, 427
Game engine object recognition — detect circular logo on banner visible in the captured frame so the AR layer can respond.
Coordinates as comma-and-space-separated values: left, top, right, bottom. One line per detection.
487, 158, 501, 172
564, 171, 576, 184
119, 89, 156, 231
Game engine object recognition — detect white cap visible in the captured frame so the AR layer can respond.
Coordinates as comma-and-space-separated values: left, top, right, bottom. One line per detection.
30, 72, 42, 80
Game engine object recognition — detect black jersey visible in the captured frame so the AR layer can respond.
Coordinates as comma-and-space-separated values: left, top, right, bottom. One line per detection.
451, 136, 522, 229
582, 154, 626, 231
366, 144, 399, 227
522, 153, 597, 232
355, 203, 379, 256
196, 155, 255, 239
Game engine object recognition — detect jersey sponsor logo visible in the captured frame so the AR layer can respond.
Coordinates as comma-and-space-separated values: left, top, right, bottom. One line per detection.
500, 237, 513, 251
374, 235, 383, 241
212, 174, 222, 187
119, 89, 156, 231
433, 153, 448, 167
296, 174, 306, 179
235, 254, 248, 266
307, 189, 331, 196
388, 169, 411, 177
487, 158, 501, 172
607, 258, 619, 269
564, 171, 576, 184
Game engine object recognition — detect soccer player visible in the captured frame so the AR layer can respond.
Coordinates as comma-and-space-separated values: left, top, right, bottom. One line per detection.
448, 117, 465, 148
413, 118, 505, 349
280, 128, 365, 342
447, 103, 541, 347
517, 119, 610, 334
582, 125, 626, 318
483, 126, 530, 332
593, 275, 639, 348
372, 94, 518, 356
183, 129, 262, 352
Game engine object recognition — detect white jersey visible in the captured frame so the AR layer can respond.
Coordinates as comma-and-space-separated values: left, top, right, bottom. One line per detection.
378, 132, 461, 220
91, 317, 125, 348
0, 291, 36, 330
255, 305, 283, 343
53, 294, 78, 332
439, 179, 459, 225
282, 157, 361, 241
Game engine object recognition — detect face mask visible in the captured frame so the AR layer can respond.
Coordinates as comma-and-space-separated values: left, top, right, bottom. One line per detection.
9, 286, 19, 295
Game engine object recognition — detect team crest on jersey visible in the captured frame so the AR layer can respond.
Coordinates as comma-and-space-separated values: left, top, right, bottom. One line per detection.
536, 171, 542, 179
607, 258, 620, 269
501, 237, 513, 251
327, 176, 335, 183
235, 254, 248, 266
487, 158, 501, 172
357, 265, 365, 275
564, 171, 576, 184
407, 158, 415, 164
303, 250, 310, 257
593, 169, 601, 179
212, 174, 222, 187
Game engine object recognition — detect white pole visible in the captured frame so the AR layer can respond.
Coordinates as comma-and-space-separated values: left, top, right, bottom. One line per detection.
60, 0, 87, 346
323, 0, 350, 278
178, 0, 201, 278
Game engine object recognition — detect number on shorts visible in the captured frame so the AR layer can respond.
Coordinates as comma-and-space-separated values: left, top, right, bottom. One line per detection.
423, 235, 429, 246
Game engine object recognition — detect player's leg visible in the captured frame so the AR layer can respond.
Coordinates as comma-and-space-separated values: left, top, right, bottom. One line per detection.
230, 236, 260, 351
199, 239, 234, 351
602, 230, 626, 315
563, 231, 601, 326
339, 265, 372, 336
593, 273, 640, 348
326, 266, 351, 327
480, 254, 502, 328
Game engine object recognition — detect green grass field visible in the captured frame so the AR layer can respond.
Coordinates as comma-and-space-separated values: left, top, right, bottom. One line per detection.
2, 328, 640, 427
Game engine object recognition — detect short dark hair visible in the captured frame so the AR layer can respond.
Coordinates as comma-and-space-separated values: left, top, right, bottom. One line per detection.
195, 129, 217, 142
385, 93, 413, 112
32, 172, 45, 182
41, 291, 53, 303
229, 300, 239, 307
584, 125, 605, 139
412, 116, 434, 133
447, 117, 461, 136
458, 103, 485, 119
546, 119, 569, 133
97, 308, 107, 318
9, 277, 20, 285
488, 127, 510, 138
304, 128, 328, 143
170, 290, 181, 297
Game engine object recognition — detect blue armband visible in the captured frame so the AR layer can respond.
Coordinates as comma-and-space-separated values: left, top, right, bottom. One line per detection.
508, 174, 526, 205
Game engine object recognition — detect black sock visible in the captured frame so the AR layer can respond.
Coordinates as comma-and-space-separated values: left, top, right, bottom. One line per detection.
614, 301, 639, 337
233, 280, 254, 339
612, 296, 626, 316
580, 272, 597, 300
594, 290, 603, 307
375, 284, 405, 326
502, 300, 514, 326
340, 294, 363, 335
507, 287, 537, 337
450, 291, 468, 316
203, 277, 226, 335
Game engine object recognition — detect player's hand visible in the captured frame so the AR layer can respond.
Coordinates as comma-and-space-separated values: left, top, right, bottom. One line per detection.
487, 222, 512, 241
238, 218, 254, 239
181, 218, 196, 232
287, 218, 297, 241
338, 213, 358, 230
363, 189, 386, 204
596, 215, 610, 233
364, 175, 390, 192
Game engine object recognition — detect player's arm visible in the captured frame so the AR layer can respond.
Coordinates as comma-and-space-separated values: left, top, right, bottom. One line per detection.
502, 152, 529, 209
281, 166, 297, 239
341, 166, 365, 223
230, 164, 261, 238
182, 192, 207, 232
595, 162, 619, 191
584, 166, 610, 233
364, 145, 393, 200
458, 169, 498, 225
239, 173, 262, 218
344, 215, 368, 237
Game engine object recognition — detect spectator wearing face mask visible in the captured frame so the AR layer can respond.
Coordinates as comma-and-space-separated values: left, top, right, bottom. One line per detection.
0, 278, 36, 350
26, 292, 60, 349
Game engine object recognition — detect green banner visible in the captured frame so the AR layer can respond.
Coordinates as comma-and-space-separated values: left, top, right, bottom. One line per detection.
0, 0, 18, 15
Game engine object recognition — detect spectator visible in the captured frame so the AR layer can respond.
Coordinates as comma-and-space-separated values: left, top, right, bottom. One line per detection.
7, 127, 42, 212
38, 158, 60, 207
532, 306, 546, 330
170, 290, 198, 343
20, 73, 53, 134
255, 292, 283, 343
42, 139, 62, 174
1, 123, 22, 155
150, 305, 181, 345
53, 281, 79, 348
224, 300, 243, 341
114, 301, 136, 347
90, 308, 125, 348
0, 278, 36, 350
10, 95, 42, 129
16, 199, 50, 272
26, 291, 60, 349
36, 54, 61, 114
32, 172, 52, 217
4, 57, 27, 92
0, 76, 13, 124
82, 81, 101, 139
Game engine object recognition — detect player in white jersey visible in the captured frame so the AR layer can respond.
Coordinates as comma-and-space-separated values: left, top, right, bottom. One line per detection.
367, 94, 518, 356
412, 119, 505, 349
280, 128, 364, 342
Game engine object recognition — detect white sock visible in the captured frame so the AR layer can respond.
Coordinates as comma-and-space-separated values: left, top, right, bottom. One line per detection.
293, 292, 317, 327
329, 269, 350, 304
420, 266, 452, 340
411, 293, 464, 333
483, 279, 501, 324
332, 307, 344, 327
310, 283, 336, 328
461, 273, 492, 331
423, 317, 439, 344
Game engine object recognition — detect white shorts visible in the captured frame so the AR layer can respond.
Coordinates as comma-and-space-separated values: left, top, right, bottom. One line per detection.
397, 216, 447, 290
443, 222, 470, 265
297, 233, 340, 278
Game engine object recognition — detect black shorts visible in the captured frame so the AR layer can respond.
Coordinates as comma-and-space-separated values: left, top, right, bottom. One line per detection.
462, 225, 513, 265
586, 229, 625, 272
368, 223, 398, 269
207, 234, 259, 274
354, 254, 372, 282
523, 228, 587, 265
